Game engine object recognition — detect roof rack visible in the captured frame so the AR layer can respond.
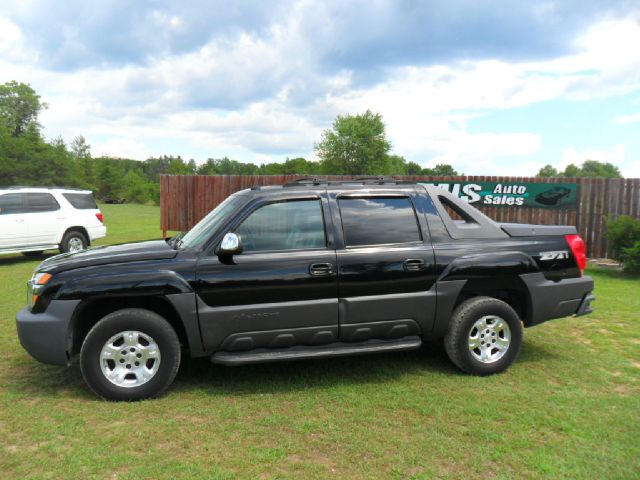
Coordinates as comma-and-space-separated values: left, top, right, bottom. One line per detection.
3, 186, 91, 191
280, 176, 416, 188
0, 185, 91, 192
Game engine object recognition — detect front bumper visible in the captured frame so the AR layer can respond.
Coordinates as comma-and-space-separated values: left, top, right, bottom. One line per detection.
520, 273, 594, 327
15, 300, 80, 366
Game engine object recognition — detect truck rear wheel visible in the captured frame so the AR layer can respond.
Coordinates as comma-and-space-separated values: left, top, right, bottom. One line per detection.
80, 308, 181, 401
444, 296, 523, 375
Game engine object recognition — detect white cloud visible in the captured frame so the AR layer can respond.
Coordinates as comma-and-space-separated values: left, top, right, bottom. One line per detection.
1, 6, 640, 177
615, 112, 640, 125
93, 138, 152, 160
0, 16, 32, 62
562, 143, 625, 166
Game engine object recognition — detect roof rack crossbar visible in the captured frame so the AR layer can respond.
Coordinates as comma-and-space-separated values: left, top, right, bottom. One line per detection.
283, 177, 326, 187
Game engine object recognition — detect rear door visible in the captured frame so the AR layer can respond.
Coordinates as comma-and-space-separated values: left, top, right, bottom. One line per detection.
194, 192, 339, 352
0, 193, 29, 248
24, 193, 63, 245
330, 188, 437, 341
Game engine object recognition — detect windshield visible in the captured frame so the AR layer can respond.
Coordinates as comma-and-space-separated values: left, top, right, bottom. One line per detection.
179, 193, 248, 250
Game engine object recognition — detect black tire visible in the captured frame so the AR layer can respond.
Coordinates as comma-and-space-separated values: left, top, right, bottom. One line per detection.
80, 308, 181, 401
59, 230, 88, 253
444, 296, 523, 376
22, 251, 44, 257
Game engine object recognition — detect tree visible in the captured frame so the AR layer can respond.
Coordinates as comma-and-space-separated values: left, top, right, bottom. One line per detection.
315, 110, 391, 175
405, 161, 423, 175
423, 164, 459, 176
537, 164, 559, 177
0, 81, 47, 137
382, 154, 407, 175
576, 160, 621, 178
563, 164, 580, 177
70, 135, 91, 161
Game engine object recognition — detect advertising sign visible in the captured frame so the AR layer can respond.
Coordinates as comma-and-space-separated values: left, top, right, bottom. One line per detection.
420, 181, 579, 208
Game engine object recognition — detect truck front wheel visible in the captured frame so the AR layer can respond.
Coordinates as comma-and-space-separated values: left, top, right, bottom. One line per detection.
444, 296, 523, 375
80, 308, 181, 401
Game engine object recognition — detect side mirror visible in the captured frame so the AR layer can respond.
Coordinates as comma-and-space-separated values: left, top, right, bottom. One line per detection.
218, 232, 243, 256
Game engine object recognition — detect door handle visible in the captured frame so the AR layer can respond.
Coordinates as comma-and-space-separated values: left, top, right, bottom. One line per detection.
309, 262, 335, 276
403, 258, 426, 272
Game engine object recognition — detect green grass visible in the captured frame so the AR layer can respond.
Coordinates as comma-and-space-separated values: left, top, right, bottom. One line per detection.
1, 203, 639, 479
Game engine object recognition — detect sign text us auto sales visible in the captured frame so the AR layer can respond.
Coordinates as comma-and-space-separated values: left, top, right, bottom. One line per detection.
419, 181, 579, 209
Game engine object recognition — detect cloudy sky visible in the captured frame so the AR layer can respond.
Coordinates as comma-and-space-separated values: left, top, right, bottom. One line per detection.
1, 0, 639, 176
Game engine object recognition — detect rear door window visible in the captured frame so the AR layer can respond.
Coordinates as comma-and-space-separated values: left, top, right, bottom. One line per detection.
338, 196, 422, 247
26, 193, 60, 213
63, 193, 98, 209
0, 193, 28, 215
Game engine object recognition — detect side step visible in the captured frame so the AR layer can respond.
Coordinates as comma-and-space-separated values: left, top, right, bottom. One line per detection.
211, 336, 422, 366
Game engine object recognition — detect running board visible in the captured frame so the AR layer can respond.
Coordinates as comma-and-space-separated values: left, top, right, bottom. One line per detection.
211, 336, 422, 366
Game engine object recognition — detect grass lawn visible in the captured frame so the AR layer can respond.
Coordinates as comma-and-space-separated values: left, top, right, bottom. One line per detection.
1, 203, 639, 479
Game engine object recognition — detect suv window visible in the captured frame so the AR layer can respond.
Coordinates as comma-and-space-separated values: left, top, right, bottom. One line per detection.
339, 196, 422, 247
63, 193, 97, 209
26, 193, 60, 213
0, 193, 27, 215
235, 199, 326, 252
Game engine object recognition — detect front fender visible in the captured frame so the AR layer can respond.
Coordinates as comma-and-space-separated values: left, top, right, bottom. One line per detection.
54, 269, 193, 301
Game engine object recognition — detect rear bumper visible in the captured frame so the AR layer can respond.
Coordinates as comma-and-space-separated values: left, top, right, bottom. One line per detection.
15, 300, 80, 366
87, 225, 107, 241
520, 273, 594, 327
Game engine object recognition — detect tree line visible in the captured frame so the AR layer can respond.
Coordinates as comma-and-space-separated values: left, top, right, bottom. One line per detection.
536, 161, 621, 178
0, 81, 623, 206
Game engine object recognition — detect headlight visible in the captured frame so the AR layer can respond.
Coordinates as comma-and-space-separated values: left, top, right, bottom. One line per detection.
32, 272, 52, 285
28, 272, 52, 310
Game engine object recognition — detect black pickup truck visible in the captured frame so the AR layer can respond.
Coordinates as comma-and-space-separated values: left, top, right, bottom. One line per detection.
16, 179, 594, 400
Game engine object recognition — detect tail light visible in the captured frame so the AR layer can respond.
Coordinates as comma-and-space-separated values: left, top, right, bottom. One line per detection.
96, 212, 104, 223
565, 234, 587, 273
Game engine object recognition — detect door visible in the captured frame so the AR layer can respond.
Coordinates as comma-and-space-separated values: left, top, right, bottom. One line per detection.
331, 191, 437, 341
24, 193, 63, 245
194, 195, 339, 352
0, 193, 29, 248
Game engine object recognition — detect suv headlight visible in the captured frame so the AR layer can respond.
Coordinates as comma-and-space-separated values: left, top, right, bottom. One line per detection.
28, 272, 52, 310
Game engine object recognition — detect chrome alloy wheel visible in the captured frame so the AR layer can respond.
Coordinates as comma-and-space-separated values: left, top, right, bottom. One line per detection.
68, 237, 84, 252
468, 315, 511, 363
100, 331, 161, 388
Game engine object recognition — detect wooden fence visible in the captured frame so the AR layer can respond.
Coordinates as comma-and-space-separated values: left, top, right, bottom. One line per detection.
160, 175, 640, 258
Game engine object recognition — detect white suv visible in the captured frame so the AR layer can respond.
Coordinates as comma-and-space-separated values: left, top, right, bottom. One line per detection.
0, 187, 107, 256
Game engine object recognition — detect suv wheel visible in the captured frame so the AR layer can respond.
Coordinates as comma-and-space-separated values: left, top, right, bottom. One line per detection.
80, 309, 181, 401
60, 230, 88, 253
444, 296, 523, 375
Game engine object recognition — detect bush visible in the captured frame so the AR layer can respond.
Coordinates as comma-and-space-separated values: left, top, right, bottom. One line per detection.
620, 241, 640, 273
606, 215, 640, 273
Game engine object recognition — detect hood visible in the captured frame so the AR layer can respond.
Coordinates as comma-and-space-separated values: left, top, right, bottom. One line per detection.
37, 240, 179, 274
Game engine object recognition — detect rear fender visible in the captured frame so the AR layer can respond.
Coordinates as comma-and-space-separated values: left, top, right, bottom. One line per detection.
431, 252, 539, 336
437, 251, 538, 282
